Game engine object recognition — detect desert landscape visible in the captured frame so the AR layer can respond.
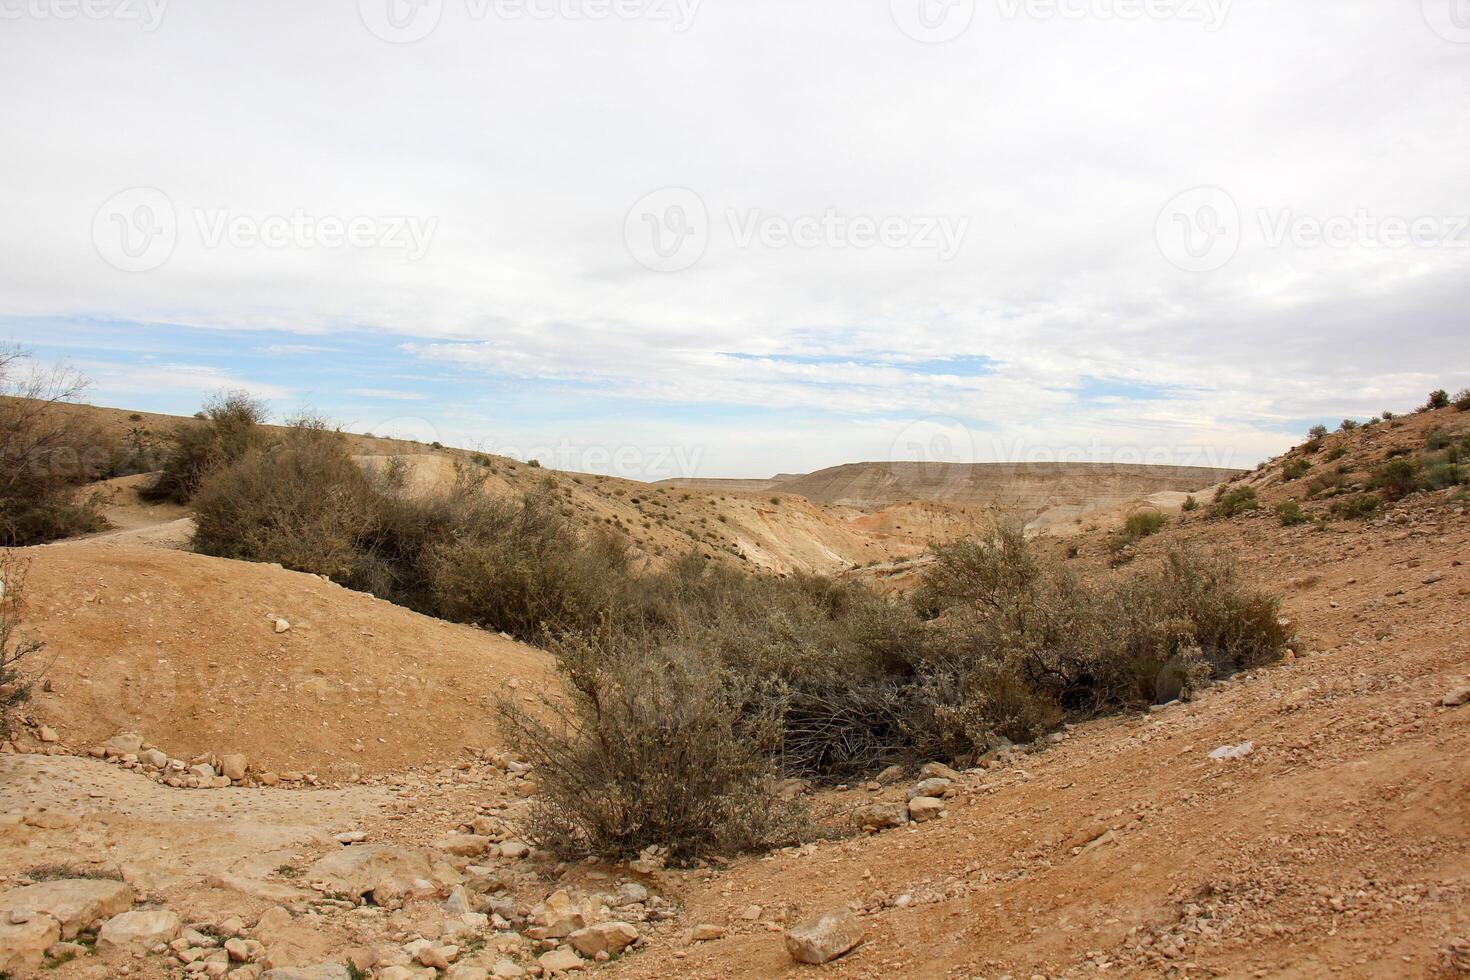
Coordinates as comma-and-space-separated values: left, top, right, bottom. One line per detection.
4, 4, 1468, 978
2, 380, 1468, 980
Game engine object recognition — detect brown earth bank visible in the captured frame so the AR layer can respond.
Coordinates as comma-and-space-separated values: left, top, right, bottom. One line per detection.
12, 541, 555, 779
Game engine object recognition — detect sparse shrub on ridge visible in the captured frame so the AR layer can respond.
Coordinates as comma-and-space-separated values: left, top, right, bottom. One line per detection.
1455, 389, 1470, 411
1181, 495, 1198, 512
1276, 501, 1308, 527
1211, 486, 1259, 518
1424, 389, 1450, 411
1330, 494, 1380, 520
143, 391, 269, 504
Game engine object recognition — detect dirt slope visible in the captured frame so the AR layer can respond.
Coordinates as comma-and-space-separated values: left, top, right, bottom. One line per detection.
606, 433, 1470, 978
14, 541, 555, 779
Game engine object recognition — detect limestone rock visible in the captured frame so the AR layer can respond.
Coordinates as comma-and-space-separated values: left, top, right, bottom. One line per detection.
107, 733, 144, 755
262, 966, 351, 980
0, 878, 134, 939
436, 833, 491, 857
690, 923, 725, 941
304, 845, 433, 900
0, 913, 61, 972
1442, 686, 1470, 708
906, 777, 952, 801
852, 802, 907, 830
785, 909, 865, 964
907, 796, 945, 822
568, 921, 638, 957
220, 754, 248, 781
98, 909, 181, 950
538, 947, 585, 974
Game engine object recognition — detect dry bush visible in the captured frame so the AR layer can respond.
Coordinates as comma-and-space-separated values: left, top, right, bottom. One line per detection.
0, 552, 43, 738
191, 419, 377, 581
1210, 486, 1259, 518
915, 529, 1289, 744
501, 654, 805, 864
142, 391, 269, 504
0, 348, 109, 545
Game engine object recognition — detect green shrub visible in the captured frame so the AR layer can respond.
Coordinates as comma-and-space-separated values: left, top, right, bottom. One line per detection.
1425, 389, 1450, 411
143, 391, 269, 504
1330, 494, 1380, 520
0, 349, 109, 546
1308, 424, 1329, 440
1370, 457, 1420, 501
1122, 511, 1167, 540
1383, 410, 1396, 421
1304, 472, 1346, 499
1275, 501, 1308, 527
1455, 389, 1470, 411
1281, 459, 1312, 481
1181, 495, 1198, 512
1339, 419, 1359, 432
1210, 486, 1259, 518
1327, 446, 1348, 461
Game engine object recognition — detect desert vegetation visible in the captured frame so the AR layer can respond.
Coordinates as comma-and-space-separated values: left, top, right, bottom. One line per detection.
142, 391, 271, 504
0, 348, 110, 546
185, 412, 1293, 862
0, 552, 41, 738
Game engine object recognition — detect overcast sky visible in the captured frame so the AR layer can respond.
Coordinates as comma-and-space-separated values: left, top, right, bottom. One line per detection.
2, 0, 1467, 479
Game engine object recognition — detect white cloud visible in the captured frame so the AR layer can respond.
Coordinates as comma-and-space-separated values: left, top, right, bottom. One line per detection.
1, 1, 1466, 476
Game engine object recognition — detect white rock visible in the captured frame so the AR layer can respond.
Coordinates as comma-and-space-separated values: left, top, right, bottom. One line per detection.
0, 878, 134, 939
907, 796, 945, 822
98, 909, 182, 951
1208, 741, 1255, 761
274, 619, 291, 634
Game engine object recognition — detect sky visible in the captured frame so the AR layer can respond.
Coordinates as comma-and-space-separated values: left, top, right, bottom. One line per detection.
2, 0, 1467, 480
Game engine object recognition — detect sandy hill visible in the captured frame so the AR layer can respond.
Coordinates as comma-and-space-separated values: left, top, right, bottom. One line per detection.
17, 540, 555, 780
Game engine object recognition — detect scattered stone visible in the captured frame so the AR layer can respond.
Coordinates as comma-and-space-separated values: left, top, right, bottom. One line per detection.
274, 618, 292, 634
436, 834, 492, 857
690, 923, 725, 941
0, 913, 60, 972
262, 966, 351, 980
853, 802, 908, 830
139, 748, 168, 769
491, 959, 527, 978
107, 733, 144, 755
785, 909, 865, 964
304, 845, 433, 901
1442, 687, 1470, 708
98, 909, 182, 951
906, 777, 952, 800
499, 841, 530, 860
907, 796, 945, 823
334, 831, 368, 845
38, 726, 59, 743
1208, 741, 1256, 761
567, 921, 638, 957
919, 761, 960, 780
874, 764, 906, 785
220, 754, 248, 781
537, 947, 585, 974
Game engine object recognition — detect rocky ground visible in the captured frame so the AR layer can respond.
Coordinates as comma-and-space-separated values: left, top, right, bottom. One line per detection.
2, 408, 1468, 978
